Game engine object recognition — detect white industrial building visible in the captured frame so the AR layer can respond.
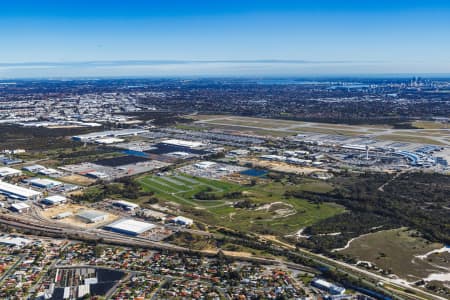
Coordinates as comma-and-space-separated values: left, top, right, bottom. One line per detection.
37, 168, 62, 177
172, 216, 194, 227
0, 236, 31, 247
95, 137, 125, 144
105, 218, 156, 236
86, 171, 109, 180
162, 139, 204, 148
54, 212, 73, 220
140, 209, 167, 221
194, 161, 217, 169
76, 210, 108, 223
0, 167, 22, 177
72, 129, 148, 142
112, 200, 139, 211
29, 178, 63, 189
260, 155, 286, 162
42, 195, 67, 205
0, 181, 42, 200
311, 278, 346, 295
10, 202, 31, 213
22, 164, 46, 173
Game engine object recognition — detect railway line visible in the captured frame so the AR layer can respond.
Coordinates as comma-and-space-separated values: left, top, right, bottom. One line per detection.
0, 207, 445, 300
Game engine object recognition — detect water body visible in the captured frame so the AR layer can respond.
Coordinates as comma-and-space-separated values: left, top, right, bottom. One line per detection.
240, 169, 268, 177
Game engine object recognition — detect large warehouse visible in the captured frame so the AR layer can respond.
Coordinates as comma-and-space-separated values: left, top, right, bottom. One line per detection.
104, 218, 155, 236
0, 181, 42, 201
112, 200, 139, 211
72, 129, 148, 142
76, 210, 107, 223
28, 178, 63, 189
41, 195, 67, 206
10, 202, 31, 213
0, 167, 22, 178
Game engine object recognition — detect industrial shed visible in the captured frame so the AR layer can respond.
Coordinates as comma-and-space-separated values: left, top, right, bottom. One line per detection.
76, 210, 108, 223
10, 202, 31, 213
0, 167, 22, 178
0, 181, 42, 201
112, 200, 139, 211
104, 218, 155, 236
29, 178, 63, 189
42, 195, 67, 205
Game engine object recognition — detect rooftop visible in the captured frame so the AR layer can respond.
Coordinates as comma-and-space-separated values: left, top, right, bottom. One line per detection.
106, 218, 156, 234
162, 139, 204, 148
0, 181, 42, 198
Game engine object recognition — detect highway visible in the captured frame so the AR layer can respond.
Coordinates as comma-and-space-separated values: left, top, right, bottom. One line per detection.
257, 236, 448, 300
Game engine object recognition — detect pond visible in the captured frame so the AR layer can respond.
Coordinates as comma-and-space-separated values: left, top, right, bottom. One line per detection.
240, 169, 268, 177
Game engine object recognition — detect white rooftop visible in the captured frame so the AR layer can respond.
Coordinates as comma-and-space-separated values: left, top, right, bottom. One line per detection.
0, 181, 42, 198
95, 137, 125, 144
162, 139, 204, 148
11, 202, 30, 210
194, 161, 217, 169
22, 164, 46, 172
114, 200, 139, 209
44, 195, 67, 203
73, 129, 148, 141
174, 216, 194, 225
313, 278, 333, 288
106, 218, 156, 234
0, 236, 31, 247
29, 178, 62, 187
0, 167, 22, 177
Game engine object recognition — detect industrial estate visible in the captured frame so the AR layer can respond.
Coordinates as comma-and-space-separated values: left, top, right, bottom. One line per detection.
0, 78, 448, 300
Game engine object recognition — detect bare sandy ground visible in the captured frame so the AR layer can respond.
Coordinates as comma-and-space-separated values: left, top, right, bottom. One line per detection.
240, 158, 325, 174
41, 203, 118, 229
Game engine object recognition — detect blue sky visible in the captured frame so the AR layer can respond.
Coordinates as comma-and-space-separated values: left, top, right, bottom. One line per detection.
1, 0, 450, 77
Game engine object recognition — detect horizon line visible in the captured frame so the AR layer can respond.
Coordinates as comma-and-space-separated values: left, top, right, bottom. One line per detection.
0, 59, 390, 67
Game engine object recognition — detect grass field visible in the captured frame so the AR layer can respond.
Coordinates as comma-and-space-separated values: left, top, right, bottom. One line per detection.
341, 228, 447, 281
138, 174, 239, 207
412, 120, 449, 129
293, 127, 364, 136
137, 174, 344, 236
198, 120, 364, 137
192, 115, 449, 145
376, 134, 445, 145
199, 123, 295, 137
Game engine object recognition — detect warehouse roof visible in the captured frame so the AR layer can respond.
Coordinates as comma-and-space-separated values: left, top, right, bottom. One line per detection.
0, 167, 22, 177
77, 210, 107, 221
113, 200, 139, 209
43, 195, 67, 204
0, 236, 31, 247
29, 178, 62, 187
0, 181, 42, 199
162, 139, 204, 148
105, 218, 155, 235
11, 202, 30, 210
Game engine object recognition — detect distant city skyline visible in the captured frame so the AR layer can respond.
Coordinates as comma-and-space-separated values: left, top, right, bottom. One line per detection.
1, 0, 450, 78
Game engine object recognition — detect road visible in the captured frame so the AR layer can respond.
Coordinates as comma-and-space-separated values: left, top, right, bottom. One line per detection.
0, 255, 24, 285
1, 206, 446, 300
261, 236, 448, 300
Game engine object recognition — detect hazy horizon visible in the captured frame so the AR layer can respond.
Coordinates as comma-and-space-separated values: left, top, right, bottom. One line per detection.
2, 60, 450, 80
